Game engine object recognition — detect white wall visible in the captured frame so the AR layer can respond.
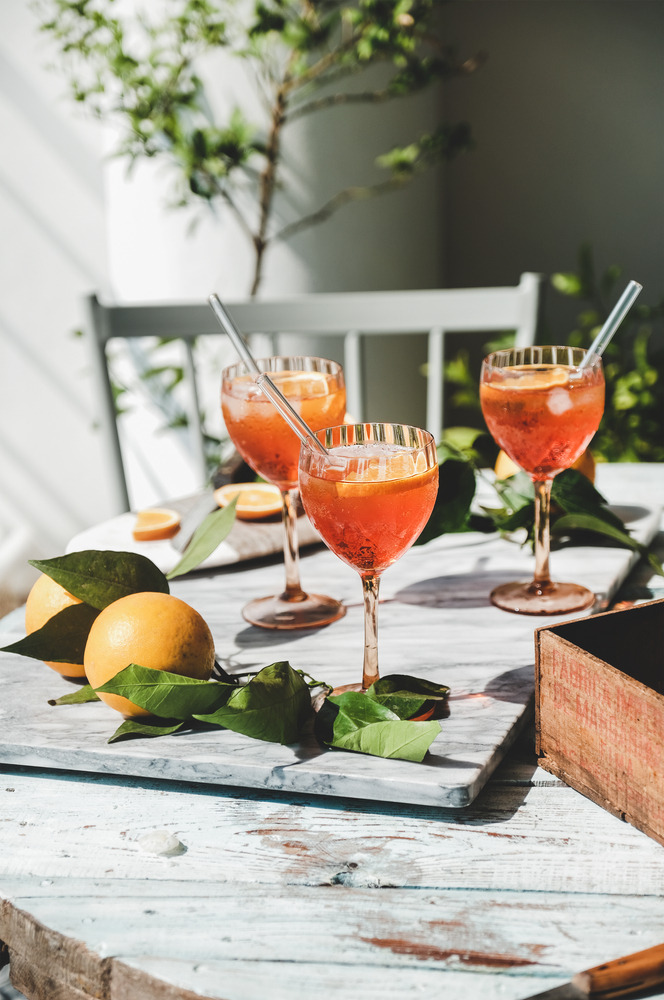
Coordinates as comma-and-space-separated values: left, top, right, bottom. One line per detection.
0, 1, 118, 594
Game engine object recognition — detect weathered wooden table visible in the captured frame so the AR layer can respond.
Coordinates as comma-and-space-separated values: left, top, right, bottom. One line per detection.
1, 465, 663, 1000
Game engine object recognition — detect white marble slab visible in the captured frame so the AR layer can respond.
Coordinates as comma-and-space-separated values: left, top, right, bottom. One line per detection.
0, 473, 659, 810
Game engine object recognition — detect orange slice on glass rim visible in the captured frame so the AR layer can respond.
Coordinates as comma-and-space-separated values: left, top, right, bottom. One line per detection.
214, 483, 283, 521
500, 365, 570, 389
132, 508, 181, 541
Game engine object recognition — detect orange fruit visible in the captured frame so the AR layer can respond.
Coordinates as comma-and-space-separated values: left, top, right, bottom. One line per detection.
84, 592, 215, 717
494, 448, 596, 483
25, 574, 85, 677
132, 508, 181, 541
214, 482, 282, 521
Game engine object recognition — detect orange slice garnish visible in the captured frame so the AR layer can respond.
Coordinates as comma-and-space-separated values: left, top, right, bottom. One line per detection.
497, 365, 570, 389
132, 508, 181, 541
214, 483, 283, 521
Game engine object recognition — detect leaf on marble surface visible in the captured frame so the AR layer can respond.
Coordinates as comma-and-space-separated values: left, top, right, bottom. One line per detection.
108, 718, 185, 743
29, 550, 169, 610
95, 664, 235, 719
554, 513, 664, 577
315, 690, 441, 761
367, 673, 450, 720
1, 603, 99, 663
48, 684, 100, 706
193, 661, 311, 745
166, 497, 238, 580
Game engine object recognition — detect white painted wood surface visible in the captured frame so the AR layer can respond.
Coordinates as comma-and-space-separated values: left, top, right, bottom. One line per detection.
0, 464, 662, 1000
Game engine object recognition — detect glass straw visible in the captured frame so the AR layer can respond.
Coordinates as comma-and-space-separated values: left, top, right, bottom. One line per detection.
578, 280, 642, 368
208, 293, 327, 456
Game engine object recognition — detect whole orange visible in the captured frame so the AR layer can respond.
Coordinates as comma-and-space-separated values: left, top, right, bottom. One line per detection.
24, 574, 85, 677
84, 591, 215, 717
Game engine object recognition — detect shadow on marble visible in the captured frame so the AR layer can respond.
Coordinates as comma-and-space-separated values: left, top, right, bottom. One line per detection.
483, 666, 534, 705
394, 571, 515, 609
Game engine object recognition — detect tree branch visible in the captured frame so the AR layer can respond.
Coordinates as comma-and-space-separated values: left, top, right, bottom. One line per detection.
287, 89, 393, 121
273, 176, 409, 244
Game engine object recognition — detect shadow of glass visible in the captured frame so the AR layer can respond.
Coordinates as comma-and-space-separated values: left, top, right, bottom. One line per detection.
394, 571, 516, 609
483, 665, 534, 704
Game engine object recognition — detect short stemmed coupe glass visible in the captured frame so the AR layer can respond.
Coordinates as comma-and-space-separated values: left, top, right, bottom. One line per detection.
299, 423, 439, 690
222, 356, 347, 629
480, 346, 605, 615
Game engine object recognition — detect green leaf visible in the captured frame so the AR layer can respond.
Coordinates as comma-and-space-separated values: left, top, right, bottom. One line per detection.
48, 684, 100, 706
415, 458, 476, 544
29, 551, 169, 611
332, 717, 441, 761
367, 673, 449, 719
108, 718, 185, 744
1, 603, 100, 663
551, 468, 624, 531
166, 498, 237, 580
95, 664, 234, 719
193, 661, 310, 745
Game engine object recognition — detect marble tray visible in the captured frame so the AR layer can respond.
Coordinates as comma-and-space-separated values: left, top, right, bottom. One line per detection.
0, 495, 659, 809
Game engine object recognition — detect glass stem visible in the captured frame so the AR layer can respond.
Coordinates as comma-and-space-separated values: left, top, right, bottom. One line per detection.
531, 479, 553, 594
280, 489, 306, 602
361, 573, 380, 691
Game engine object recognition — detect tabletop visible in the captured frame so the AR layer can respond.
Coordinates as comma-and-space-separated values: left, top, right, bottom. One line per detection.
1, 463, 663, 1000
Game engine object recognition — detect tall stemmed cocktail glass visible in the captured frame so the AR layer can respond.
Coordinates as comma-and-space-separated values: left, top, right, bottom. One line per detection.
299, 423, 438, 690
222, 356, 347, 629
480, 346, 605, 615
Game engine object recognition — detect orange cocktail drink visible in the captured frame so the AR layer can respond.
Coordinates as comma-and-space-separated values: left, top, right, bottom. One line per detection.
222, 365, 346, 490
221, 357, 346, 630
480, 346, 605, 615
480, 363, 605, 481
299, 423, 438, 690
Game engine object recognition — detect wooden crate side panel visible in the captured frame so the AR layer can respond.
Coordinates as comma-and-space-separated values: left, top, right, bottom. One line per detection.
537, 630, 664, 840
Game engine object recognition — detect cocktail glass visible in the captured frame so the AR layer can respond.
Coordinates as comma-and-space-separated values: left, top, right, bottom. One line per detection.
480, 346, 605, 615
299, 423, 439, 690
222, 356, 347, 629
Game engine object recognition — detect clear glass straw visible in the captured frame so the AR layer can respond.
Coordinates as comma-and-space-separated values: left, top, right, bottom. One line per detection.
208, 293, 328, 455
578, 279, 642, 368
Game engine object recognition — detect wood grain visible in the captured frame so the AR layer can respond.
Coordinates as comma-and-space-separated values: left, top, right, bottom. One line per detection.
536, 599, 664, 846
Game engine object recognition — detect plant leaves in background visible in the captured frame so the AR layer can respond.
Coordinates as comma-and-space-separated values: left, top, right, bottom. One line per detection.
95, 663, 235, 718
415, 454, 476, 544
551, 468, 624, 530
367, 674, 450, 720
193, 661, 310, 744
48, 684, 100, 706
29, 551, 169, 610
108, 718, 185, 744
331, 718, 441, 762
167, 497, 238, 580
1, 603, 100, 663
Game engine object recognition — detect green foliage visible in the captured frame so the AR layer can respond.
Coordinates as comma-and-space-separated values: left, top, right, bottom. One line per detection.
0, 604, 99, 664
39, 0, 482, 294
28, 550, 170, 610
96, 662, 235, 717
48, 684, 100, 706
166, 496, 238, 579
551, 243, 664, 462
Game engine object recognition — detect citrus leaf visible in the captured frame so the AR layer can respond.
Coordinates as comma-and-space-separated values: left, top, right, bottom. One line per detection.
553, 514, 664, 577
166, 497, 238, 580
0, 604, 99, 663
28, 551, 169, 610
48, 684, 100, 706
367, 673, 450, 720
551, 468, 624, 530
331, 719, 441, 762
95, 663, 234, 719
108, 718, 185, 744
415, 458, 475, 544
193, 661, 310, 744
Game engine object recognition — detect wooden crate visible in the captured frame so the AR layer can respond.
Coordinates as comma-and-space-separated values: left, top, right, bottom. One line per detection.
536, 598, 664, 847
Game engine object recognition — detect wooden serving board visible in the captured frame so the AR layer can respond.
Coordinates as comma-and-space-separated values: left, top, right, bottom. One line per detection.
0, 488, 659, 810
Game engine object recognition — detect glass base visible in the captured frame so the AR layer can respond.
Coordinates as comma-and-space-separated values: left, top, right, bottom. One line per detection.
490, 580, 596, 616
242, 593, 346, 630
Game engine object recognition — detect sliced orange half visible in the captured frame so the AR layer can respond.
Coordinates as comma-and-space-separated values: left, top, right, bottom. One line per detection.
214, 482, 283, 521
498, 365, 570, 390
132, 508, 181, 541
